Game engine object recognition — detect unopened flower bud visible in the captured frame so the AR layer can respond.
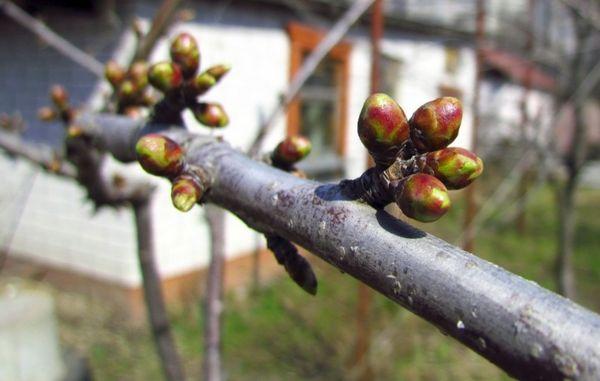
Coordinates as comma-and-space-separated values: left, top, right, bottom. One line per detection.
135, 134, 184, 177
117, 80, 139, 101
37, 107, 56, 121
171, 175, 203, 212
50, 85, 69, 110
66, 125, 83, 139
409, 97, 462, 152
425, 147, 483, 190
170, 33, 199, 79
396, 173, 450, 223
191, 103, 229, 128
128, 60, 148, 89
148, 61, 183, 93
205, 64, 231, 81
271, 135, 312, 168
357, 93, 409, 167
105, 60, 126, 88
191, 72, 217, 95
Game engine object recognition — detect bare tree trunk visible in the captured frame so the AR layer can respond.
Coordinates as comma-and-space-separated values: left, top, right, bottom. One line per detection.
203, 205, 226, 381
133, 198, 186, 381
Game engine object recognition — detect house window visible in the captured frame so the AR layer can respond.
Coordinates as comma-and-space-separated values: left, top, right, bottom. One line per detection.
287, 23, 351, 180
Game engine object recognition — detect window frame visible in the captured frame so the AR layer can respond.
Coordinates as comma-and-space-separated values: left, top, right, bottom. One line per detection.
286, 22, 352, 157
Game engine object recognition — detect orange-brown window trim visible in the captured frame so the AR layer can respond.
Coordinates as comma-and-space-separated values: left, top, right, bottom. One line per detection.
286, 22, 352, 156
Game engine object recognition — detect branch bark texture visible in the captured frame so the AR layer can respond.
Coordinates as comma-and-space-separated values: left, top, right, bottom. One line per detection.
81, 113, 600, 380
133, 198, 186, 381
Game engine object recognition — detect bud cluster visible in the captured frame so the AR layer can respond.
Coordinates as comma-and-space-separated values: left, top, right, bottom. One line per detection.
143, 33, 231, 128
38, 85, 76, 125
357, 94, 483, 222
105, 60, 153, 115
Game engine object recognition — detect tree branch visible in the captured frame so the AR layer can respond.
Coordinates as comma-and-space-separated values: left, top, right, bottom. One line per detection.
131, 0, 182, 64
0, 0, 104, 77
77, 112, 600, 380
0, 131, 76, 178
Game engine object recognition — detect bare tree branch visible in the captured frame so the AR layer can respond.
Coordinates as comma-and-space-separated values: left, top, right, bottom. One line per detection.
77, 112, 600, 380
131, 0, 182, 64
0, 131, 76, 178
203, 205, 226, 381
0, 0, 104, 77
133, 198, 187, 381
248, 0, 375, 157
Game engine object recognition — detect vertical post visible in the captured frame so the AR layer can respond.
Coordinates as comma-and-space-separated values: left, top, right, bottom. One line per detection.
132, 198, 186, 381
463, 0, 485, 252
203, 205, 226, 381
353, 1, 382, 379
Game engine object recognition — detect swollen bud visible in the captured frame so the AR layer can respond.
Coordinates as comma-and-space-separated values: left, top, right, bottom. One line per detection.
171, 175, 203, 212
135, 134, 184, 177
128, 60, 149, 89
205, 64, 231, 81
118, 80, 138, 101
104, 60, 126, 88
191, 72, 217, 95
148, 62, 183, 93
271, 135, 312, 168
191, 103, 229, 128
50, 85, 69, 110
170, 33, 200, 79
358, 93, 409, 167
37, 107, 56, 122
396, 173, 450, 223
425, 147, 483, 190
409, 97, 462, 152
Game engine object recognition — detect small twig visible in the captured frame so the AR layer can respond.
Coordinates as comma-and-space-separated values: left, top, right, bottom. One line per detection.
248, 0, 375, 157
0, 0, 104, 77
131, 0, 182, 64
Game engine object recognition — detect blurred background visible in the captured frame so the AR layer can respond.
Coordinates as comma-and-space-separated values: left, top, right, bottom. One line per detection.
0, 0, 598, 380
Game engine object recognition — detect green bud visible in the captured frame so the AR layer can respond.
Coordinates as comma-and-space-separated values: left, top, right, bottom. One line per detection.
171, 175, 203, 212
105, 60, 126, 88
148, 61, 183, 93
191, 72, 217, 95
50, 85, 69, 110
271, 135, 312, 167
425, 147, 483, 190
170, 33, 200, 79
205, 64, 231, 81
409, 97, 462, 152
135, 134, 184, 177
118, 80, 139, 101
191, 103, 229, 128
396, 173, 450, 223
357, 93, 409, 167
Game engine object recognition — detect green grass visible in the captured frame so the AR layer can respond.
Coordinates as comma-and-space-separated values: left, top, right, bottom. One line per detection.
49, 182, 599, 380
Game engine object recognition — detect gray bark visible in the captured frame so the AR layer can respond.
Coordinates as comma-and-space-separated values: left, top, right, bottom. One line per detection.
203, 205, 226, 381
78, 113, 600, 380
133, 198, 186, 381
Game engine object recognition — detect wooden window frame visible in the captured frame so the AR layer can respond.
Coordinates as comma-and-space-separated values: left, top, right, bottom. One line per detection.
286, 22, 352, 156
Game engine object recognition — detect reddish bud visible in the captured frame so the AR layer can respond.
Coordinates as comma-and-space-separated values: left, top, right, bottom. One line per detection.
358, 93, 409, 166
104, 60, 126, 88
128, 60, 149, 89
148, 62, 183, 93
50, 85, 69, 110
271, 135, 312, 167
191, 103, 229, 128
117, 80, 139, 101
170, 33, 200, 79
171, 175, 203, 212
205, 64, 231, 81
409, 97, 462, 152
396, 173, 451, 223
135, 134, 184, 177
425, 147, 484, 190
66, 125, 83, 139
37, 107, 56, 121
